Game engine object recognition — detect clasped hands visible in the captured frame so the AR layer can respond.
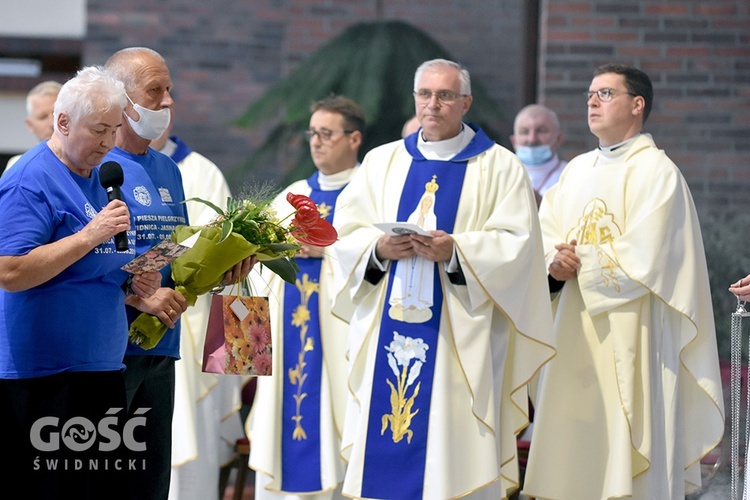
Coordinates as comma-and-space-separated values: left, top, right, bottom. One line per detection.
375, 230, 453, 263
549, 239, 581, 281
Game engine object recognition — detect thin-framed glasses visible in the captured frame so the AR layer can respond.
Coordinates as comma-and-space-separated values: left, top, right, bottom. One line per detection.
584, 87, 637, 102
304, 128, 354, 142
413, 89, 467, 104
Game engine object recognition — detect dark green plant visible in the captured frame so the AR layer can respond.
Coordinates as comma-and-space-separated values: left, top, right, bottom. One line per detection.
230, 20, 505, 186
701, 210, 750, 360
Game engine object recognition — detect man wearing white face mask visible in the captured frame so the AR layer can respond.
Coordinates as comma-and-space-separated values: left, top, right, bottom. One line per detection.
510, 104, 567, 205
104, 47, 255, 500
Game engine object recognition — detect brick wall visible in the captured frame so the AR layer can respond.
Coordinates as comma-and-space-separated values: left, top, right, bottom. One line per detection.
82, 1, 749, 212
538, 0, 750, 214
85, 0, 526, 187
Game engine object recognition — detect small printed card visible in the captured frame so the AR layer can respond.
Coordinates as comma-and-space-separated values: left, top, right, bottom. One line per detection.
121, 232, 200, 273
374, 222, 434, 237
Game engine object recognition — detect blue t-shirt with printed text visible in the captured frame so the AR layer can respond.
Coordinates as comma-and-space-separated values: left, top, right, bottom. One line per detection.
105, 147, 188, 359
0, 143, 135, 378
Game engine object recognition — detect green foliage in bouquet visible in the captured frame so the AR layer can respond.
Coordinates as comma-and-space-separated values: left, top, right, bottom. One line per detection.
128, 191, 320, 350
186, 195, 302, 284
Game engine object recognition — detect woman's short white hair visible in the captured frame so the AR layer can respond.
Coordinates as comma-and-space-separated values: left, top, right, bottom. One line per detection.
53, 66, 127, 132
414, 58, 471, 96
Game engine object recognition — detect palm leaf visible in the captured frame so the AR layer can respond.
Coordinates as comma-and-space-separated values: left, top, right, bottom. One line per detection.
229, 20, 505, 186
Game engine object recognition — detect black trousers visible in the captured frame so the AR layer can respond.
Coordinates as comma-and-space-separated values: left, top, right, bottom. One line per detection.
122, 354, 176, 500
0, 371, 129, 500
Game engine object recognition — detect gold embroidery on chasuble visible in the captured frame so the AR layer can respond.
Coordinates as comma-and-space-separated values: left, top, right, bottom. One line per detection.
569, 198, 623, 292
317, 201, 332, 219
287, 273, 319, 440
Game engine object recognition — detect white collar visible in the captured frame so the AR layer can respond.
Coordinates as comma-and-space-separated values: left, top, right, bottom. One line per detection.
598, 133, 641, 153
318, 165, 357, 190
417, 123, 476, 161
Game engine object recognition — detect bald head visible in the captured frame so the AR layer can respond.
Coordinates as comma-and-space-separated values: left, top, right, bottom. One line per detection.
105, 47, 167, 92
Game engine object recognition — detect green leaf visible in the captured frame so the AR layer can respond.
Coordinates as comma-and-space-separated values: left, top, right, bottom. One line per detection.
183, 197, 225, 216
262, 258, 297, 284
219, 220, 234, 243
226, 197, 237, 213
266, 243, 300, 253
231, 210, 251, 223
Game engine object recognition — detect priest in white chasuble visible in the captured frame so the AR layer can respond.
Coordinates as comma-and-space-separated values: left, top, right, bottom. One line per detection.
523, 64, 724, 500
247, 95, 366, 500
330, 58, 556, 500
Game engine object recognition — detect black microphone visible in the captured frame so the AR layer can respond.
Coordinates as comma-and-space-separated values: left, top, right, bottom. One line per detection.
99, 161, 129, 252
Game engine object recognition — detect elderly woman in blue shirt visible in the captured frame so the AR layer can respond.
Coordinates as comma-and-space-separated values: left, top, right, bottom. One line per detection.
0, 66, 160, 499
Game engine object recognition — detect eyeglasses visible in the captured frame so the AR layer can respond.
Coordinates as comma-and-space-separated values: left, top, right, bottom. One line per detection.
304, 128, 354, 143
584, 88, 637, 102
413, 89, 467, 104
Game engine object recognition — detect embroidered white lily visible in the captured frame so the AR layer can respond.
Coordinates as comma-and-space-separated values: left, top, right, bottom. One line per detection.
381, 331, 429, 443
386, 331, 428, 386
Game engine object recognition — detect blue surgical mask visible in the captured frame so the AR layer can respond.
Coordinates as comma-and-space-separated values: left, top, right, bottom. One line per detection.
125, 94, 171, 141
515, 144, 553, 166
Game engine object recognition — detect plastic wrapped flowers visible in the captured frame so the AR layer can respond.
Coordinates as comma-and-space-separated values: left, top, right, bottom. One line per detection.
128, 191, 338, 349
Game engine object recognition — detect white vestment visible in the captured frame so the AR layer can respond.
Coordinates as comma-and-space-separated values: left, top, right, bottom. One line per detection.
165, 141, 245, 500
247, 172, 353, 500
331, 130, 556, 499
524, 134, 725, 500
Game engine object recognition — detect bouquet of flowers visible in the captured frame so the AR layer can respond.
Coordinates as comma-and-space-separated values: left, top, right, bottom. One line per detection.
128, 190, 338, 349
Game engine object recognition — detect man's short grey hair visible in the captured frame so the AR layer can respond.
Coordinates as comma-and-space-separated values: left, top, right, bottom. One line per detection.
105, 47, 165, 92
414, 58, 472, 96
26, 80, 62, 116
513, 104, 562, 134
53, 66, 127, 132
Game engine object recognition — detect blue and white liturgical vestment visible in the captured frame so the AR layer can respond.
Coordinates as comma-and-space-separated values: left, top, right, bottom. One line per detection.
332, 124, 556, 499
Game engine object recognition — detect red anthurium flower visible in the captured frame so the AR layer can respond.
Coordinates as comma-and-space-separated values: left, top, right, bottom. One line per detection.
287, 193, 318, 212
286, 192, 338, 247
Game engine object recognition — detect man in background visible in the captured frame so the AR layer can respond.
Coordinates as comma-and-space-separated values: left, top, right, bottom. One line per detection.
401, 115, 420, 138
3, 80, 61, 175
247, 95, 366, 499
509, 103, 567, 205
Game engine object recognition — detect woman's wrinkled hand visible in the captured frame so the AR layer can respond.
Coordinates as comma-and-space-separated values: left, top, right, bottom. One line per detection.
81, 199, 130, 247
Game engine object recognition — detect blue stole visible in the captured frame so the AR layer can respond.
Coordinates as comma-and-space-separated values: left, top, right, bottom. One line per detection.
168, 135, 192, 164
360, 125, 494, 499
280, 172, 346, 492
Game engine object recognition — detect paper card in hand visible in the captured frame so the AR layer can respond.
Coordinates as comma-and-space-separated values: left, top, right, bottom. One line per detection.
374, 222, 434, 237
121, 232, 200, 273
